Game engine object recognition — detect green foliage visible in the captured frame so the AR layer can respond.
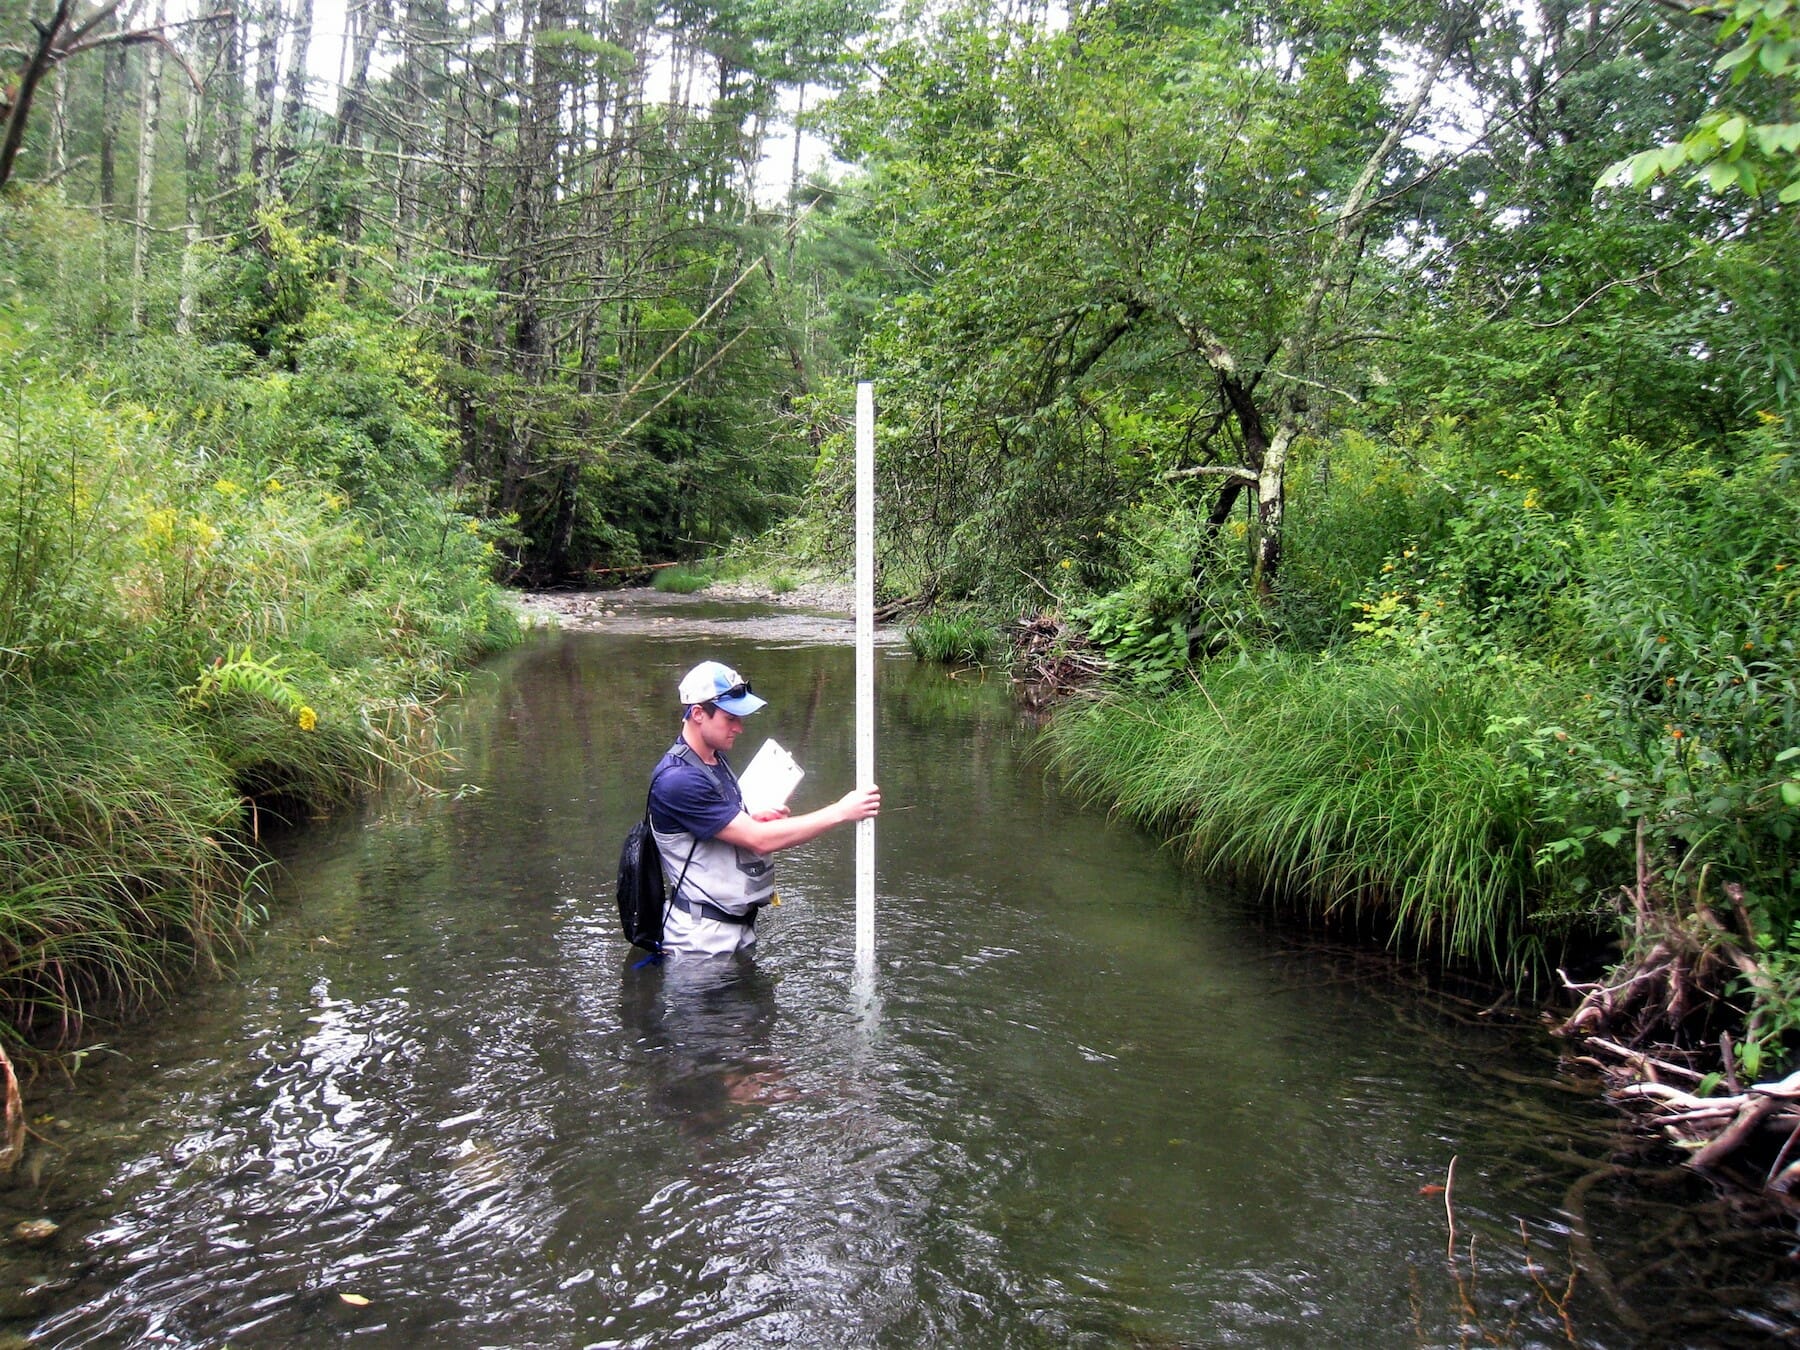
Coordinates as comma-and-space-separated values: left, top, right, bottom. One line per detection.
1047, 651, 1573, 980
1740, 919, 1800, 1078
1608, 0, 1800, 204
652, 565, 713, 593
819, 0, 1423, 610
234, 314, 453, 524
1417, 419, 1793, 900
187, 647, 309, 718
905, 613, 1001, 666
0, 207, 520, 1043
1280, 430, 1447, 651
1067, 496, 1208, 686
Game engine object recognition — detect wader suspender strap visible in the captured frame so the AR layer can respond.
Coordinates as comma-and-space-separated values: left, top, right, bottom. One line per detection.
661, 744, 763, 927
641, 755, 698, 965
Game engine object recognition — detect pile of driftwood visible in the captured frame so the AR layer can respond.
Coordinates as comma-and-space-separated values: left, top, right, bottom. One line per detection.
1557, 825, 1800, 1206
1565, 1034, 1800, 1199
1009, 611, 1105, 704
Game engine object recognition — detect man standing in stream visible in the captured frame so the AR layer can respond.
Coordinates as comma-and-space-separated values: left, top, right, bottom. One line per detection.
649, 660, 880, 958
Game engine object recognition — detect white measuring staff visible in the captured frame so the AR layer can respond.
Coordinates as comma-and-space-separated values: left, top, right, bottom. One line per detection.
854, 381, 876, 971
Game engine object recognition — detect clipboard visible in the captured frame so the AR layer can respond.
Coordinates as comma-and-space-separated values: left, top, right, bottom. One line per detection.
738, 738, 805, 815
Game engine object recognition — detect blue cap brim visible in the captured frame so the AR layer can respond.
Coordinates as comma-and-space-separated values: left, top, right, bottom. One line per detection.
714, 692, 766, 716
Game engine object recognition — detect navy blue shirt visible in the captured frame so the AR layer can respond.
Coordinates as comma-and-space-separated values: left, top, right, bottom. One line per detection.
648, 743, 744, 840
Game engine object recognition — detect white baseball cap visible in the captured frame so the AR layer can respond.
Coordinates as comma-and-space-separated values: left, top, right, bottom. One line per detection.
677, 660, 766, 715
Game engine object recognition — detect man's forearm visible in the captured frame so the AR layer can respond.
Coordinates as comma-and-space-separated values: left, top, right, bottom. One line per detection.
717, 803, 850, 854
715, 784, 879, 854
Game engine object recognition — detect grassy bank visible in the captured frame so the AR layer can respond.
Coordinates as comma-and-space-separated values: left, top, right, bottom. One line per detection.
0, 205, 519, 1049
1044, 654, 1580, 981
1039, 416, 1799, 1075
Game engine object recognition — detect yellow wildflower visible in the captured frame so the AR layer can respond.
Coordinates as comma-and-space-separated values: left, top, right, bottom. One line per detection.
297, 706, 318, 732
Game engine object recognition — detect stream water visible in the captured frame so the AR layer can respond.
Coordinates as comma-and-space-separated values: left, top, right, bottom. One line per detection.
2, 593, 1795, 1347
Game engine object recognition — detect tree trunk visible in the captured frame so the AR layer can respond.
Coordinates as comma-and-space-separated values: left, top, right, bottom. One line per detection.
131, 0, 166, 332
390, 0, 433, 305
47, 66, 69, 180
215, 0, 243, 218
0, 0, 74, 193
496, 0, 558, 515
250, 0, 280, 202
330, 0, 386, 254
275, 0, 314, 184
177, 75, 204, 334
100, 38, 128, 217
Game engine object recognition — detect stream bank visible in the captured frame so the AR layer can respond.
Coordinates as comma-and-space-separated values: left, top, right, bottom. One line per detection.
4, 605, 1794, 1344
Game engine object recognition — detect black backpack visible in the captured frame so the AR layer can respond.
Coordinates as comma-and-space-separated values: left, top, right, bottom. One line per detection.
616, 767, 698, 956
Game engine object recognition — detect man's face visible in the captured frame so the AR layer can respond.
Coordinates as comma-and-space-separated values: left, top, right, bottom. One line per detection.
694, 704, 744, 753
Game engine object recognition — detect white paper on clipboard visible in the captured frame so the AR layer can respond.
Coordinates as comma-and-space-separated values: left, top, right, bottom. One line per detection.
738, 738, 805, 816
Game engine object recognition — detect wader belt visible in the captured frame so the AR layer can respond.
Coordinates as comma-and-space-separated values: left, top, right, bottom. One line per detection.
668, 893, 760, 926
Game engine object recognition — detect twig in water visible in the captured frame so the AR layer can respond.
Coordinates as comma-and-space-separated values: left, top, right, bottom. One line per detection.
1443, 1154, 1457, 1266
1563, 1164, 1649, 1334
1766, 1118, 1800, 1191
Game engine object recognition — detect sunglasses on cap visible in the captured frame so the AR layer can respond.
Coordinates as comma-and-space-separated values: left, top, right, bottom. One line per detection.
721, 681, 753, 699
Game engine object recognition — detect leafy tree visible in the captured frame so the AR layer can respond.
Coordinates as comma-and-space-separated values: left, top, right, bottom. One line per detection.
827, 0, 1470, 612
1609, 0, 1800, 203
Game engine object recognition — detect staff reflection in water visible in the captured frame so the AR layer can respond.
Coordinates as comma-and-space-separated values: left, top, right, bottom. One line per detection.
620, 956, 793, 1141
647, 660, 879, 959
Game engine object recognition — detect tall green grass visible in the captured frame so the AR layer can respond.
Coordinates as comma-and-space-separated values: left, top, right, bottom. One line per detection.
906, 613, 1002, 665
0, 681, 257, 1041
652, 565, 713, 593
1046, 652, 1565, 979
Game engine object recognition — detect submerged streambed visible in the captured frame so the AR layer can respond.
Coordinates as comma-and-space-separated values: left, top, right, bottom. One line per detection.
2, 592, 1794, 1347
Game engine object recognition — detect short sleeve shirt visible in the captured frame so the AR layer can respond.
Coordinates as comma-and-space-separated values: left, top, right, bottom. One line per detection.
648, 744, 744, 839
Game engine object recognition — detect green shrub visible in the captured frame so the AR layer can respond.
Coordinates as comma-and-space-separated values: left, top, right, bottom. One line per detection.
1281, 428, 1449, 650
653, 565, 713, 593
1066, 494, 1213, 685
906, 613, 1001, 665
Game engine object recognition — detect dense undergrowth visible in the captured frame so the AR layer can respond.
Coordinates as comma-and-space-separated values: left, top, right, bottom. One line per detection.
0, 200, 519, 1049
1039, 411, 1800, 1075
871, 390, 1800, 1074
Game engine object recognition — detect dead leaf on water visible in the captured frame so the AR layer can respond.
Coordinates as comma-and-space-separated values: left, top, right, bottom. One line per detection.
340, 1293, 370, 1307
